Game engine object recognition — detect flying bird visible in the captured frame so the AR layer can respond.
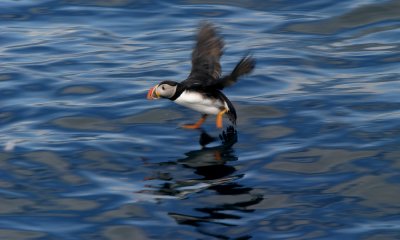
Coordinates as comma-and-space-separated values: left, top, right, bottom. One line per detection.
147, 22, 255, 129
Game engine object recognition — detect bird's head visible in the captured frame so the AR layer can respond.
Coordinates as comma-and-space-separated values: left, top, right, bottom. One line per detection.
147, 81, 179, 100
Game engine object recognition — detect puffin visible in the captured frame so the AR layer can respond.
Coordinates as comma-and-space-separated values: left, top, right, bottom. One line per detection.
147, 22, 255, 129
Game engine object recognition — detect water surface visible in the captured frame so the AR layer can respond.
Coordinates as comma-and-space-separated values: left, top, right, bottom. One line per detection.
1, 0, 400, 239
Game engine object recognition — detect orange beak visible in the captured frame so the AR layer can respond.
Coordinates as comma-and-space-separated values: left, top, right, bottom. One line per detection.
147, 85, 160, 100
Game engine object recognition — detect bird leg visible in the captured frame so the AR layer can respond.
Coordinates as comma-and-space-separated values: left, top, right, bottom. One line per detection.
182, 114, 208, 129
216, 109, 227, 128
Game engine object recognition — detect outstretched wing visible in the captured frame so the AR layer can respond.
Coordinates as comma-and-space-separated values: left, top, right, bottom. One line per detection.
182, 22, 224, 88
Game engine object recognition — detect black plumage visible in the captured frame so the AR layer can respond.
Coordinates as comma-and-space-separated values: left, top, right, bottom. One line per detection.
182, 23, 255, 91
181, 22, 254, 124
147, 22, 255, 129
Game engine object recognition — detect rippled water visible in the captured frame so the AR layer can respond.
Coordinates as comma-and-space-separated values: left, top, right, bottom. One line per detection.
1, 0, 400, 239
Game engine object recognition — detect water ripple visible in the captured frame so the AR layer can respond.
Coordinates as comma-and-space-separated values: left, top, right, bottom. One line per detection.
0, 0, 399, 239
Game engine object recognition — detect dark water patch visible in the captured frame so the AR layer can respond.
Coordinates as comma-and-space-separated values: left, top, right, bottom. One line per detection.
23, 59, 123, 73
0, 73, 19, 82
283, 1, 400, 35
348, 102, 400, 112
51, 116, 119, 132
107, 69, 178, 79
0, 112, 14, 124
0, 229, 46, 240
119, 108, 183, 125
99, 225, 148, 240
268, 148, 377, 174
0, 0, 399, 239
60, 85, 102, 95
5, 44, 73, 55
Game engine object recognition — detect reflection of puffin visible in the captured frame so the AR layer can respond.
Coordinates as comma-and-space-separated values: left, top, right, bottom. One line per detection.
147, 22, 255, 129
140, 127, 263, 234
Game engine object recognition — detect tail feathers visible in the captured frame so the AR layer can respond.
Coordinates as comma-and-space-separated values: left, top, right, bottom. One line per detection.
221, 56, 255, 88
231, 56, 255, 78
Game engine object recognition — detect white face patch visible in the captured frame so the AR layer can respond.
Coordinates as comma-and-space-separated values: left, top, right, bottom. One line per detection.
174, 91, 225, 115
157, 84, 177, 98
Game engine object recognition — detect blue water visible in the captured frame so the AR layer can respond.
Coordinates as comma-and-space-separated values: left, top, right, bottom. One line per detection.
1, 0, 400, 239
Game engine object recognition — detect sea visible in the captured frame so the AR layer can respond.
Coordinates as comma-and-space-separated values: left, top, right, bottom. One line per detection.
1, 0, 399, 239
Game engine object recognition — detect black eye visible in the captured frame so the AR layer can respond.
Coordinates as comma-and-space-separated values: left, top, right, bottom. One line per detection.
162, 86, 165, 90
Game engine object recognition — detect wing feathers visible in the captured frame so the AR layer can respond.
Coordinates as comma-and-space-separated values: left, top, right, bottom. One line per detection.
182, 23, 255, 91
185, 22, 224, 86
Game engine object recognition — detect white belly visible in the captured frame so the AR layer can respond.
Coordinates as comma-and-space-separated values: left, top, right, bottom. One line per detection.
174, 91, 227, 115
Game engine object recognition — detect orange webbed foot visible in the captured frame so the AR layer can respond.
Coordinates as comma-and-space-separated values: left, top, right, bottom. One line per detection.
181, 114, 207, 129
182, 124, 202, 129
216, 109, 227, 129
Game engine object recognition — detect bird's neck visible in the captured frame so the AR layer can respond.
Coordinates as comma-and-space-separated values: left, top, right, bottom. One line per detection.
169, 83, 184, 101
